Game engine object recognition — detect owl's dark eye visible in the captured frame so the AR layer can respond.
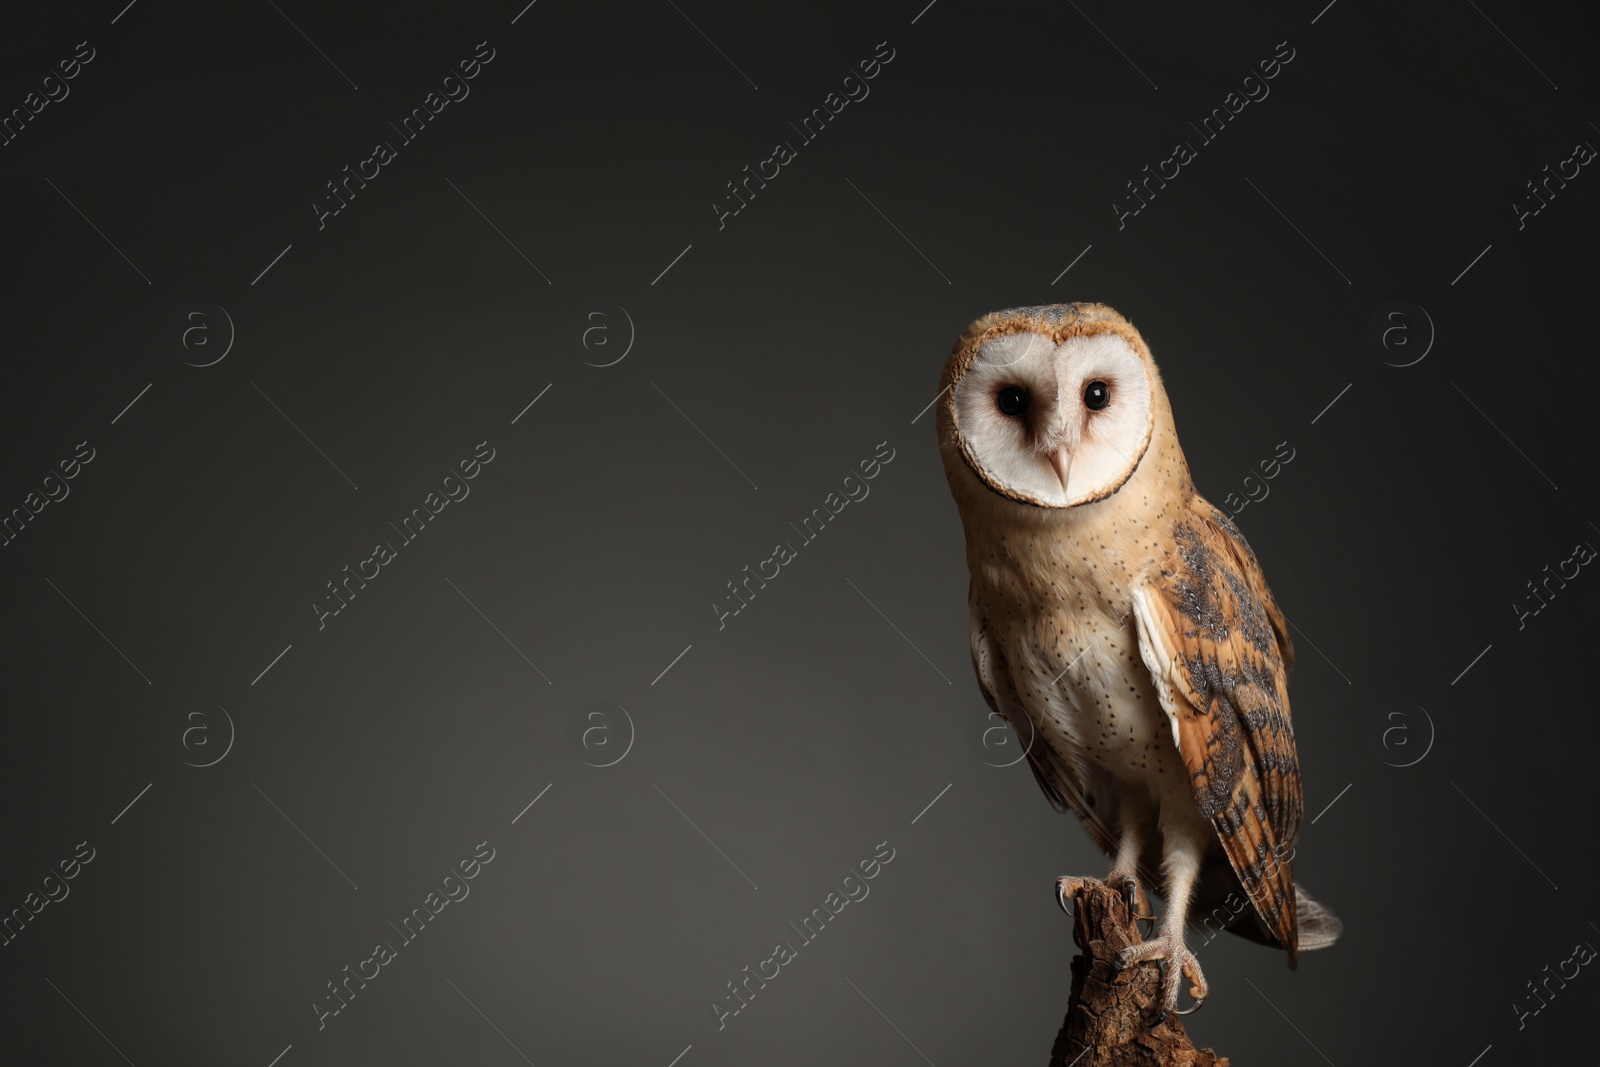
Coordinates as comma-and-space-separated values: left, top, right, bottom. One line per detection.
995, 386, 1028, 417
1083, 380, 1111, 411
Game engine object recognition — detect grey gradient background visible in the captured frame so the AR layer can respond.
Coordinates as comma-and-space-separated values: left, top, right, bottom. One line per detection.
2, 1, 1598, 1063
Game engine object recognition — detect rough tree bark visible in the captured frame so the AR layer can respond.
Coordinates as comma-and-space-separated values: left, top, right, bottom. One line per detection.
1048, 877, 1228, 1067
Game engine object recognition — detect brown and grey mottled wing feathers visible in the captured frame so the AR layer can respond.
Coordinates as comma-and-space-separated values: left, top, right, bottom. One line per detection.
1216, 503, 1296, 671
1130, 499, 1304, 963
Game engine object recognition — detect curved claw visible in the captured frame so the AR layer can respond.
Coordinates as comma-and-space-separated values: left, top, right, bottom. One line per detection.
1055, 876, 1084, 916
1144, 963, 1174, 1026
1116, 875, 1156, 931
1172, 954, 1208, 1015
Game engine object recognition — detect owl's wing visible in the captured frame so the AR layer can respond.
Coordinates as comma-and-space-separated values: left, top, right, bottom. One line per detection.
970, 606, 1116, 856
1222, 502, 1296, 671
1130, 499, 1304, 963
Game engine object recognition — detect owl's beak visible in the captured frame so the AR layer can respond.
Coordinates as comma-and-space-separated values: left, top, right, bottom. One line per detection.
1048, 444, 1073, 493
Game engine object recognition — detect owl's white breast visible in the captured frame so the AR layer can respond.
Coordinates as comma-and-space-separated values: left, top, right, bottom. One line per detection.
992, 593, 1183, 799
965, 502, 1200, 842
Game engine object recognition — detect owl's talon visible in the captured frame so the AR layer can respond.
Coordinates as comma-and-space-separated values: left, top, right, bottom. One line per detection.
1173, 953, 1208, 1015
1122, 878, 1149, 931
1055, 876, 1089, 916
1111, 873, 1156, 928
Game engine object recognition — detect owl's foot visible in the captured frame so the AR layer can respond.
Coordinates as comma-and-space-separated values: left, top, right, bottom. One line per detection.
1107, 871, 1157, 933
1055, 875, 1091, 914
1055, 876, 1155, 928
1115, 932, 1208, 1022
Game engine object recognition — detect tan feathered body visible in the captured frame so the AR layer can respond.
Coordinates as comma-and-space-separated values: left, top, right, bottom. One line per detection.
937, 305, 1338, 995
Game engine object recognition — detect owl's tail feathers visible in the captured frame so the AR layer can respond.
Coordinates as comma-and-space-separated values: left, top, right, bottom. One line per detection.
1294, 883, 1343, 952
1223, 882, 1342, 957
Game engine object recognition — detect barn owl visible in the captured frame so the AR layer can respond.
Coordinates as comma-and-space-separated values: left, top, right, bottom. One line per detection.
937, 303, 1339, 1019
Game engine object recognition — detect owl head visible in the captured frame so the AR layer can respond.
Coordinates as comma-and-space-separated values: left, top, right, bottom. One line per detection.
937, 303, 1179, 511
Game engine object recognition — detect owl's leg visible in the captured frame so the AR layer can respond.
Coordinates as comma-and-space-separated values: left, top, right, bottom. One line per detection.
1106, 804, 1155, 926
1115, 824, 1209, 1021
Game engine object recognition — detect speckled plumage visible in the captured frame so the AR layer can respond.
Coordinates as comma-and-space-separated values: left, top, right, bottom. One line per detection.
937, 303, 1337, 1012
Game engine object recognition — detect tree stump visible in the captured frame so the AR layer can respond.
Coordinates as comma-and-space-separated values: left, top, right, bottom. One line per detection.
1048, 877, 1228, 1067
